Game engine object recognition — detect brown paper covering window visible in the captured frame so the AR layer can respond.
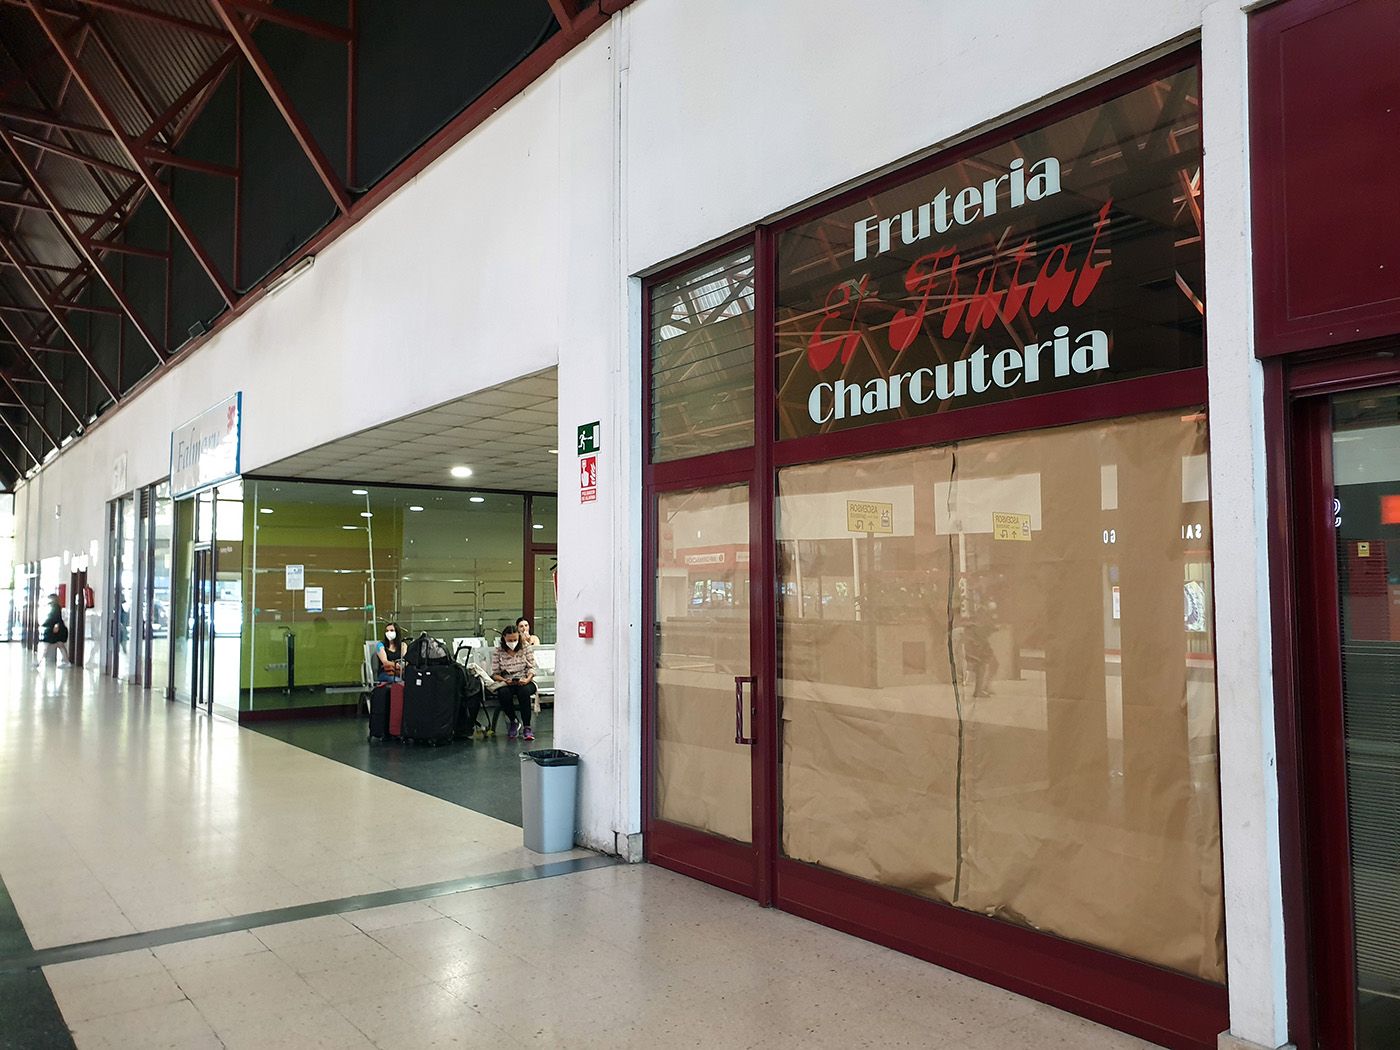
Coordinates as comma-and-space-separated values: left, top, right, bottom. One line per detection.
775, 410, 1224, 982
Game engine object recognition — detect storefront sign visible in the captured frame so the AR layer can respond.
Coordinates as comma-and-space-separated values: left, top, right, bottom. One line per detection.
580, 455, 598, 503
992, 512, 1032, 542
776, 66, 1202, 440
577, 421, 601, 455
846, 500, 893, 534
285, 564, 304, 590
170, 393, 241, 497
304, 586, 323, 613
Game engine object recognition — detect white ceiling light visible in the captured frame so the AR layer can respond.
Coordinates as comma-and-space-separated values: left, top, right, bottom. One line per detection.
468, 496, 485, 504
532, 523, 544, 529
360, 511, 373, 518
408, 505, 424, 512
341, 525, 358, 530
548, 449, 558, 455
259, 508, 274, 515
351, 488, 368, 495
450, 466, 473, 479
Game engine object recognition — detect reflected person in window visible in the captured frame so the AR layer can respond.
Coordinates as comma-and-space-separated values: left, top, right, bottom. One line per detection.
376, 621, 406, 684
492, 624, 536, 742
515, 616, 540, 647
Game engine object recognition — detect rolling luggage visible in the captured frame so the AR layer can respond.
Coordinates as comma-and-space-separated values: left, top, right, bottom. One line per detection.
402, 666, 456, 745
455, 666, 484, 740
405, 632, 452, 668
369, 681, 404, 740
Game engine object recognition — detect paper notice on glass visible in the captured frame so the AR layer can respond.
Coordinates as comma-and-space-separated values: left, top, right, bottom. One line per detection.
304, 586, 323, 613
285, 564, 305, 590
991, 511, 1031, 541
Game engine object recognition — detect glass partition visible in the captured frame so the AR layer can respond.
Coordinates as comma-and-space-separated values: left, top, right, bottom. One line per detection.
775, 409, 1222, 981
244, 480, 536, 713
149, 483, 173, 694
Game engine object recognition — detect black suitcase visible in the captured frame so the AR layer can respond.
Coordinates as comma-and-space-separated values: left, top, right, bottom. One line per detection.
402, 667, 456, 744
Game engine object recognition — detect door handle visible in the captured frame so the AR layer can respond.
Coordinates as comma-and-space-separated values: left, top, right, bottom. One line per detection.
734, 675, 755, 746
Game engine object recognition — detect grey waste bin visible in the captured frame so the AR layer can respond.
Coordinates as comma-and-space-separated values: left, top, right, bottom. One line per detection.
520, 749, 579, 853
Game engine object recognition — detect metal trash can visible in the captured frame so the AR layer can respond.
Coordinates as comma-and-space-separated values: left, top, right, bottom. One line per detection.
520, 749, 579, 853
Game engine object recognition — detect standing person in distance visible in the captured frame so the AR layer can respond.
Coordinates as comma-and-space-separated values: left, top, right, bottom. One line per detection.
41, 593, 68, 666
375, 621, 406, 683
491, 623, 537, 741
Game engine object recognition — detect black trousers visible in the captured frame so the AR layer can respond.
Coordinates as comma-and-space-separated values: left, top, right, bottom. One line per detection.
497, 681, 536, 727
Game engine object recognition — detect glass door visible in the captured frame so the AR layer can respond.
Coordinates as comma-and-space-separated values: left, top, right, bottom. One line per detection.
647, 479, 767, 896
1294, 383, 1400, 1049
191, 545, 215, 710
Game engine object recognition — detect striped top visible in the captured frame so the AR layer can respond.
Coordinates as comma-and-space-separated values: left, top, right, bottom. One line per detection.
490, 645, 536, 680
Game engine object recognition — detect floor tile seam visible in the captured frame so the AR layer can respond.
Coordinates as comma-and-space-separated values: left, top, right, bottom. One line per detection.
2, 854, 618, 977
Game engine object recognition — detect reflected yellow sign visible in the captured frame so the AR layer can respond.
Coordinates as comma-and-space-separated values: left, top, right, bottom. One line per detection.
992, 511, 1032, 542
846, 500, 893, 534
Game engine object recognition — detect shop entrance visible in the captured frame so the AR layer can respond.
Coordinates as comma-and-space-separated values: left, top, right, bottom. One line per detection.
648, 478, 766, 897
1288, 372, 1400, 1050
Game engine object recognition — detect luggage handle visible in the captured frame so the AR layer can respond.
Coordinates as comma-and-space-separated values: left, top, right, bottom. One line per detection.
734, 676, 755, 746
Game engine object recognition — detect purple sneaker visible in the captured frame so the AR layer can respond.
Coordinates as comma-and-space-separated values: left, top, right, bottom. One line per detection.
507, 719, 520, 740
523, 725, 535, 742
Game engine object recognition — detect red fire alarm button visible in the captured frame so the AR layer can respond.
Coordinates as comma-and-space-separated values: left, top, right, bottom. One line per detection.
577, 620, 594, 639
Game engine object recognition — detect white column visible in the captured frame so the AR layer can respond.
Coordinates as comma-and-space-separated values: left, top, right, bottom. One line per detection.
1201, 3, 1290, 1047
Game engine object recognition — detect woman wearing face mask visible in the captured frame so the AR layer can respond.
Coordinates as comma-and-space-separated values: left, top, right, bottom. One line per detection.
491, 624, 537, 741
375, 621, 406, 683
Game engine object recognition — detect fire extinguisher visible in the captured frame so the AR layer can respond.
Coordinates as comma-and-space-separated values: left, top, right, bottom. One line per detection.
83, 585, 94, 609
57, 583, 67, 607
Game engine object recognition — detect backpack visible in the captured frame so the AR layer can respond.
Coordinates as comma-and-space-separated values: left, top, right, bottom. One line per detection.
405, 631, 451, 667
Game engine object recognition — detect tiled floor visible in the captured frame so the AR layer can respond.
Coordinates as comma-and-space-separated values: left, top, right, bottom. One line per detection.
2, 652, 1161, 1048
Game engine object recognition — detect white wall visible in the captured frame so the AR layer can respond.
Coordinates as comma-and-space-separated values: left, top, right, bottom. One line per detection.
14, 1, 1290, 1043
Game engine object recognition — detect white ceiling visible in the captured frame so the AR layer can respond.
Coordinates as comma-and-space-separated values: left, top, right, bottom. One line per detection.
257, 368, 560, 491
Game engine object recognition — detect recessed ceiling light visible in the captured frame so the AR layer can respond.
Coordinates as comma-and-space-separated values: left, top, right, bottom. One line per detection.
408, 505, 424, 512
463, 537, 469, 542
351, 488, 368, 495
548, 449, 558, 455
450, 466, 473, 478
469, 496, 485, 504
341, 525, 357, 530
360, 511, 373, 518
259, 508, 274, 514
532, 523, 544, 529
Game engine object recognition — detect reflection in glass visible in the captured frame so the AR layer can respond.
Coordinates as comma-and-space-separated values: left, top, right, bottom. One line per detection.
653, 485, 752, 842
775, 410, 1222, 980
1331, 388, 1400, 1048
149, 483, 174, 693
649, 251, 756, 462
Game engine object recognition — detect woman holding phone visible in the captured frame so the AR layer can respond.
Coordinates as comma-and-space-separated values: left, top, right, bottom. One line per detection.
491, 623, 537, 741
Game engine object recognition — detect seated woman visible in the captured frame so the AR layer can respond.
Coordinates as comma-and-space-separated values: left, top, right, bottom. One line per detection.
490, 623, 536, 741
515, 616, 540, 647
375, 621, 406, 683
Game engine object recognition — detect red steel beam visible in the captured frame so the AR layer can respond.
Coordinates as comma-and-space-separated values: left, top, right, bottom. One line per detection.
0, 309, 83, 422
87, 237, 166, 258
220, 0, 351, 42
0, 102, 113, 140
0, 408, 40, 466
0, 126, 167, 363
0, 197, 104, 221
0, 258, 83, 276
64, 0, 226, 40
544, 0, 582, 35
1, 370, 58, 444
207, 0, 352, 215
0, 230, 120, 400
9, 130, 139, 179
137, 48, 238, 147
139, 147, 236, 178
26, 0, 237, 306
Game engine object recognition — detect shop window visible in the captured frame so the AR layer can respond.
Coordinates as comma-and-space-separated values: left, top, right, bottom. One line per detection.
775, 409, 1222, 981
649, 250, 756, 462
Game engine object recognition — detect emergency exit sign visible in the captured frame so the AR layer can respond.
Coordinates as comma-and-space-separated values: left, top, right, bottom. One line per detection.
577, 421, 600, 455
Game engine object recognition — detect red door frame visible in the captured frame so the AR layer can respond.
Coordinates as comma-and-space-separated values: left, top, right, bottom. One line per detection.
641, 48, 1227, 1050
1266, 345, 1400, 1049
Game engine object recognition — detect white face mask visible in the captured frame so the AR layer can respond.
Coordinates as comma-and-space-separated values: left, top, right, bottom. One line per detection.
385, 631, 396, 641
506, 639, 519, 650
